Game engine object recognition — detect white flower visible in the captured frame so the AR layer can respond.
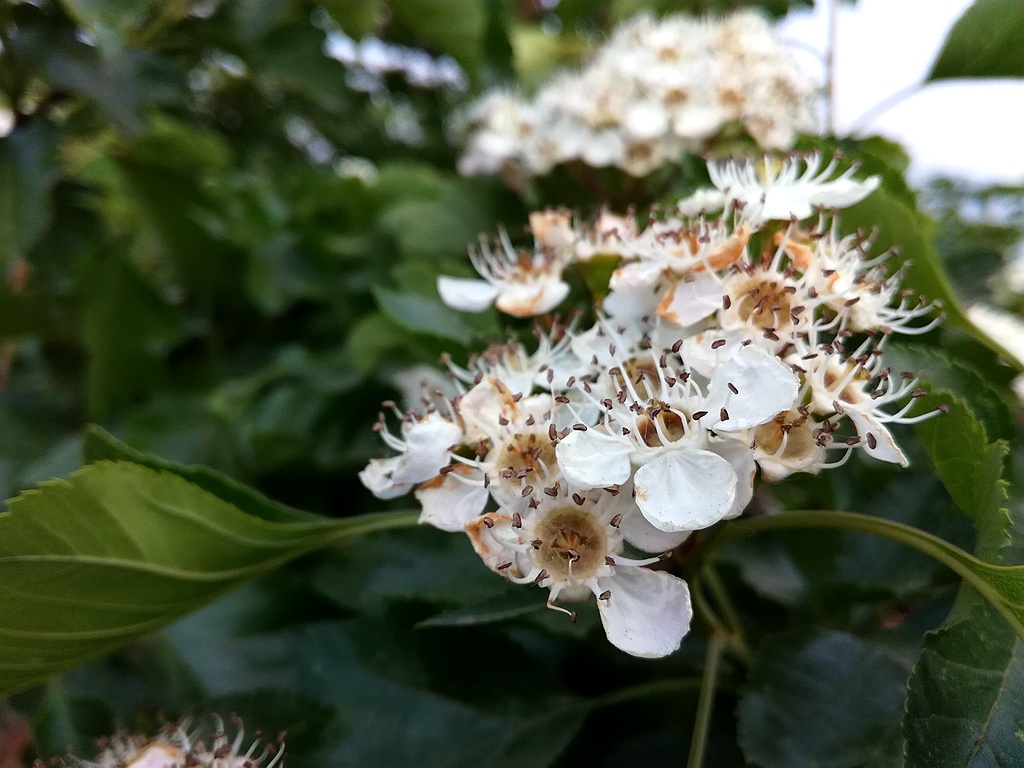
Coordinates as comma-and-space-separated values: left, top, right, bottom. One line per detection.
555, 343, 798, 532
574, 209, 639, 262
801, 337, 942, 467
414, 377, 565, 531
438, 229, 570, 317
446, 323, 584, 397
604, 215, 751, 329
708, 153, 880, 222
465, 489, 692, 658
359, 408, 462, 499
456, 11, 818, 180
676, 188, 727, 217
72, 716, 284, 768
776, 222, 940, 335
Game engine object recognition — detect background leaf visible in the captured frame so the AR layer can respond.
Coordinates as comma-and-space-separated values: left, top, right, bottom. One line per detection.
928, 0, 1024, 81
738, 630, 914, 768
901, 350, 1024, 765
0, 461, 413, 696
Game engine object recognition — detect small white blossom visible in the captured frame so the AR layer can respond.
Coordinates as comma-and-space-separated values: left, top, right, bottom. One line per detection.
466, 489, 692, 658
360, 408, 462, 499
708, 153, 880, 222
555, 342, 798, 532
70, 716, 284, 768
456, 11, 818, 180
438, 228, 570, 317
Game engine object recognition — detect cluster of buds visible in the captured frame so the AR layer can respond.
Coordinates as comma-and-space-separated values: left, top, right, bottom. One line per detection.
56, 716, 285, 768
457, 11, 817, 178
361, 153, 942, 658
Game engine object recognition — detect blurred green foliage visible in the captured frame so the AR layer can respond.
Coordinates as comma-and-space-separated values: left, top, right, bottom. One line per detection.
1, 0, 1023, 766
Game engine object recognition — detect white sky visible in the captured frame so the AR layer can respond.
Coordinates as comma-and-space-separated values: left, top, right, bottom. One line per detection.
780, 0, 1024, 184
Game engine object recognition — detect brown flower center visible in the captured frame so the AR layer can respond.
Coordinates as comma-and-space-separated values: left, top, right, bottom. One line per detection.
733, 275, 793, 330
532, 508, 609, 581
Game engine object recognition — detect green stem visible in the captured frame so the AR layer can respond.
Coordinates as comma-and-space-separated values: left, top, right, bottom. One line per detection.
686, 634, 725, 768
591, 677, 702, 710
691, 572, 753, 665
326, 510, 420, 542
703, 566, 747, 649
701, 510, 1024, 639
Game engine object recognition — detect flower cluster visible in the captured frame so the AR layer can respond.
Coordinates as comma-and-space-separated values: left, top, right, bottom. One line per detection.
457, 11, 817, 178
63, 716, 284, 768
326, 29, 467, 93
362, 153, 941, 658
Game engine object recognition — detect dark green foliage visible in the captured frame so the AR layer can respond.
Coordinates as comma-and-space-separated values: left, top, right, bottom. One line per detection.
0, 1, 1023, 766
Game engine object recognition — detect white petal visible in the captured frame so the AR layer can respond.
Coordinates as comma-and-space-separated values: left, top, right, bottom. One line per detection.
415, 467, 489, 532
603, 287, 657, 322
672, 104, 725, 141
704, 345, 799, 431
708, 439, 756, 519
633, 450, 737, 532
581, 129, 625, 167
459, 378, 515, 441
623, 102, 669, 140
618, 504, 692, 553
495, 279, 570, 317
555, 429, 634, 489
676, 189, 727, 217
759, 189, 814, 221
655, 272, 722, 328
466, 513, 528, 577
848, 411, 908, 467
126, 745, 184, 768
596, 567, 692, 658
437, 276, 499, 312
610, 260, 663, 295
359, 457, 412, 499
678, 330, 747, 379
807, 175, 880, 209
392, 414, 462, 484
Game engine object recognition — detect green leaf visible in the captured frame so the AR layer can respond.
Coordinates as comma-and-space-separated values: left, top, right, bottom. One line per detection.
901, 347, 1024, 764
57, 0, 164, 52
321, 0, 380, 39
910, 393, 1009, 563
378, 198, 480, 262
928, 0, 1024, 81
416, 592, 545, 628
885, 343, 1014, 442
46, 46, 184, 135
842, 185, 1023, 372
0, 120, 61, 263
904, 599, 1024, 767
82, 425, 319, 524
289, 621, 583, 768
0, 461, 416, 696
32, 682, 117, 760
738, 630, 913, 767
388, 0, 486, 78
81, 252, 182, 420
709, 511, 1024, 642
373, 286, 477, 345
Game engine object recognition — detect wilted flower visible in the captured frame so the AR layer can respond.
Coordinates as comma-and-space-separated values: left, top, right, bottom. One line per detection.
65, 716, 284, 768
